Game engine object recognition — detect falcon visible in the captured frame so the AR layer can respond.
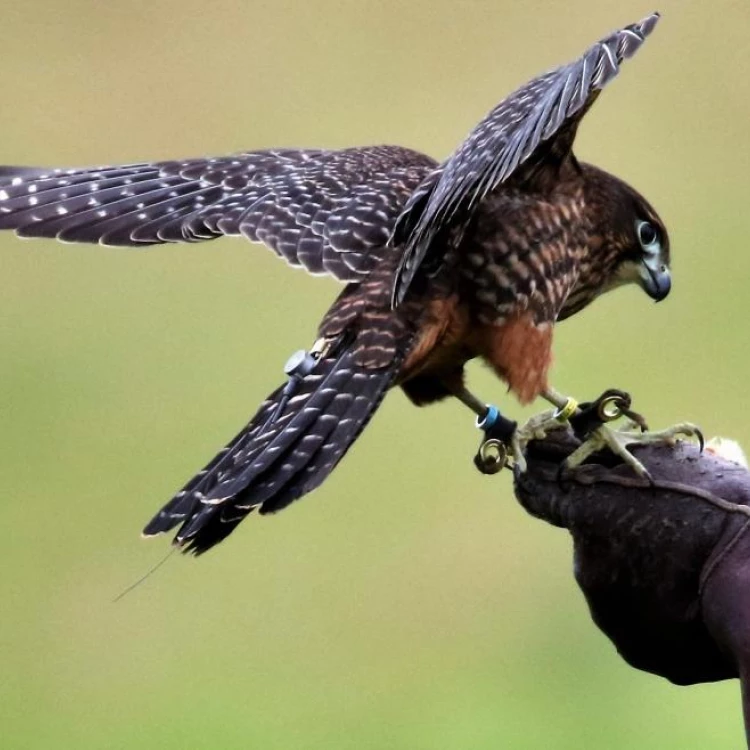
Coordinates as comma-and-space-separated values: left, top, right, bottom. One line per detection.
0, 13, 693, 554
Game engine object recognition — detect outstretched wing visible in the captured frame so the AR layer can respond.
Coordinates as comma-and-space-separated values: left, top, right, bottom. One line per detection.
391, 13, 661, 305
0, 145, 436, 283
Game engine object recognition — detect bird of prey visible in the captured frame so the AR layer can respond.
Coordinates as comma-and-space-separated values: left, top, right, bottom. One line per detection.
0, 13, 692, 554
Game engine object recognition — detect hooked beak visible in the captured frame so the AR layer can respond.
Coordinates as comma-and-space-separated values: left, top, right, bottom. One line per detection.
640, 257, 671, 301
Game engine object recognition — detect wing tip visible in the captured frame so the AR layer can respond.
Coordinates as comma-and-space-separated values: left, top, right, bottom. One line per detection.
638, 12, 661, 37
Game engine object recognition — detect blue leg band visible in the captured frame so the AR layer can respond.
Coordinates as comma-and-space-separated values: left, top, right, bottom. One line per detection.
476, 404, 500, 431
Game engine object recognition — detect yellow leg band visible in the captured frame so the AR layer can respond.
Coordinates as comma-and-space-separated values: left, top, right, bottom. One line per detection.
554, 397, 578, 423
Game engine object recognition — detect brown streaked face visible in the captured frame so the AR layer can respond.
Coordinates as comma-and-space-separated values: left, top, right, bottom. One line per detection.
558, 167, 671, 322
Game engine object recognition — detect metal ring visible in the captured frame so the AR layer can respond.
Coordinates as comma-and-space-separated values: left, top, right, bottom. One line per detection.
554, 397, 578, 423
477, 439, 507, 474
597, 396, 624, 422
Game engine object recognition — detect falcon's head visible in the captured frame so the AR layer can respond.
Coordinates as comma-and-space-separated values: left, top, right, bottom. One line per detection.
559, 164, 671, 320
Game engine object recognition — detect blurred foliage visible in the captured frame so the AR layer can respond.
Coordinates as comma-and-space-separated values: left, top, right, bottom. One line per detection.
1, 1, 748, 747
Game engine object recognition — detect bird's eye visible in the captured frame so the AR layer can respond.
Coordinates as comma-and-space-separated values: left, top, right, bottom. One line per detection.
637, 220, 659, 251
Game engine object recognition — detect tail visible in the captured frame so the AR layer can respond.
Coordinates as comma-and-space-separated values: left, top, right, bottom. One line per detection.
143, 338, 398, 555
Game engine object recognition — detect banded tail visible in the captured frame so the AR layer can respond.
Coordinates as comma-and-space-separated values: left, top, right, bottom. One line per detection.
143, 337, 398, 555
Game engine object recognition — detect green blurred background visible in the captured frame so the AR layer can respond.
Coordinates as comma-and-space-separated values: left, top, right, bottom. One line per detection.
1, 1, 748, 747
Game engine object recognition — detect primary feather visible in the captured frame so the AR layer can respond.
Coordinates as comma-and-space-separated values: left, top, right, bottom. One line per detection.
0, 146, 436, 283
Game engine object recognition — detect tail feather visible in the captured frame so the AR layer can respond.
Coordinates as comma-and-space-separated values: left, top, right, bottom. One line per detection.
251, 368, 392, 514
143, 340, 398, 554
208, 349, 356, 501
141, 384, 291, 538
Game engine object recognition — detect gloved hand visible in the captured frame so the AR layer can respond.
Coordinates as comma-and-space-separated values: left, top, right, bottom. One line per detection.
513, 429, 750, 745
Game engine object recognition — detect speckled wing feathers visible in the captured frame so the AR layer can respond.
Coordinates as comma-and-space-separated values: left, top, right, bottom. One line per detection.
391, 13, 660, 305
0, 146, 436, 283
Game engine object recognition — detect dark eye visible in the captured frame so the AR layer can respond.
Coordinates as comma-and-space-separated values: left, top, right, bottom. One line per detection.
637, 220, 659, 248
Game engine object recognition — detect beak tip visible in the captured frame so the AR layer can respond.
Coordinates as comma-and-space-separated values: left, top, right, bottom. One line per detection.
653, 280, 671, 302
641, 260, 671, 302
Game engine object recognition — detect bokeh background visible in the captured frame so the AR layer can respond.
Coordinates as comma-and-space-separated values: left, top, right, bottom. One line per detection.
1, 1, 748, 747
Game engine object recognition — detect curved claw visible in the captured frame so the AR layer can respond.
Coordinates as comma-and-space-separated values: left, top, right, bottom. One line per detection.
646, 422, 704, 453
696, 428, 705, 454
620, 406, 649, 432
